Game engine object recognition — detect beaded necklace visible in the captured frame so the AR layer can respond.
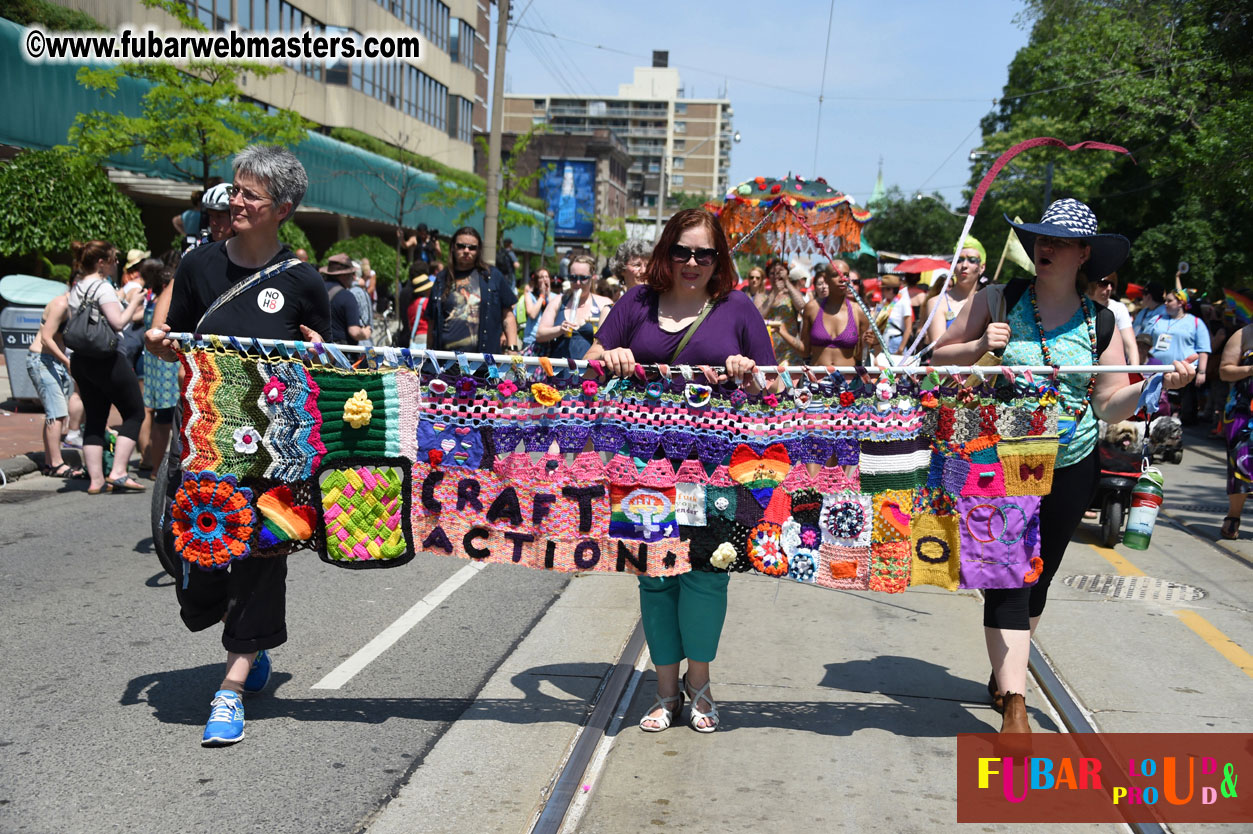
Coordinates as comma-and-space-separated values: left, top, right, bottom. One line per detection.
1028, 285, 1098, 420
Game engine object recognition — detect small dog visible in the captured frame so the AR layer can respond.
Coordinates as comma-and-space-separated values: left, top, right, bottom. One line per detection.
1102, 420, 1144, 451
1149, 415, 1183, 452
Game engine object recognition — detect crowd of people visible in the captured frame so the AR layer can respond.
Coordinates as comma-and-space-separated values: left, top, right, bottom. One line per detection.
14, 140, 1237, 750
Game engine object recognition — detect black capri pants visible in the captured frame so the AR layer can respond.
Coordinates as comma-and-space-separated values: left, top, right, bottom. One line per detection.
70, 350, 144, 447
983, 449, 1099, 629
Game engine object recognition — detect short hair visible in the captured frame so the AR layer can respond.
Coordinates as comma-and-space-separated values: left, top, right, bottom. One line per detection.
449, 226, 488, 273
232, 145, 307, 227
1144, 282, 1166, 304
569, 254, 596, 272
503, 237, 513, 247
408, 261, 429, 279
642, 209, 737, 301
608, 237, 653, 278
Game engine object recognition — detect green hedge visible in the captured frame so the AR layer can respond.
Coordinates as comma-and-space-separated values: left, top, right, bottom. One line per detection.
0, 0, 104, 29
324, 234, 405, 298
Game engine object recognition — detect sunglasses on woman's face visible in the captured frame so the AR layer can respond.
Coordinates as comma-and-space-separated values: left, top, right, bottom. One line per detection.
956, 255, 981, 264
669, 244, 717, 266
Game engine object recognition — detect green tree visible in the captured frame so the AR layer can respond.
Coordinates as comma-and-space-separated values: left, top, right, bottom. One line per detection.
68, 0, 311, 187
0, 148, 145, 271
589, 215, 628, 265
864, 186, 967, 256
324, 235, 399, 296
968, 0, 1253, 290
665, 190, 711, 212
430, 124, 553, 248
277, 222, 315, 263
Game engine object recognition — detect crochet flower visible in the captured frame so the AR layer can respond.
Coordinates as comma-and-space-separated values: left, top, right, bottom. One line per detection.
839, 391, 855, 407
581, 380, 599, 398
428, 378, 449, 396
957, 387, 977, 405
262, 376, 286, 405
455, 376, 478, 397
646, 381, 664, 400
171, 472, 254, 570
710, 542, 737, 570
788, 552, 816, 582
1024, 555, 1044, 584
1039, 386, 1059, 407
531, 382, 561, 407
800, 527, 819, 548
497, 379, 518, 397
729, 389, 748, 407
343, 390, 374, 428
685, 383, 712, 408
232, 426, 260, 454
1028, 408, 1048, 435
763, 393, 780, 408
920, 391, 939, 408
876, 381, 893, 401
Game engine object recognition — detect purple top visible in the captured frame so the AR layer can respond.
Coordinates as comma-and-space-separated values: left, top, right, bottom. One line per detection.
596, 285, 777, 367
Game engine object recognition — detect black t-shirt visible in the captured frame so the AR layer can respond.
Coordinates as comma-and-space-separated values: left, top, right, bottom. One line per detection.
167, 240, 331, 341
325, 279, 363, 345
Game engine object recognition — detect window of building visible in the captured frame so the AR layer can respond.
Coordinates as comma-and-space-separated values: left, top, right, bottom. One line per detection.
534, 99, 546, 109
589, 101, 607, 117
672, 156, 684, 170
673, 121, 686, 134
673, 138, 685, 151
674, 102, 687, 115
374, 0, 449, 52
449, 18, 475, 67
671, 174, 684, 187
448, 94, 473, 144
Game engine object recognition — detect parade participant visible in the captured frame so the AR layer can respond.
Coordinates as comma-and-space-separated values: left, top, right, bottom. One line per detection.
66, 241, 146, 494
933, 199, 1193, 736
535, 255, 612, 360
421, 226, 520, 354
744, 265, 770, 315
800, 262, 870, 366
923, 236, 985, 345
145, 144, 331, 748
586, 208, 775, 734
1218, 321, 1253, 539
764, 258, 804, 365
320, 253, 371, 346
1086, 272, 1138, 364
395, 263, 433, 348
1147, 289, 1209, 424
874, 275, 914, 355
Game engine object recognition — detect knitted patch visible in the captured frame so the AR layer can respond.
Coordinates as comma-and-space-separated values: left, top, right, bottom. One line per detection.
820, 491, 872, 547
211, 350, 272, 477
259, 360, 325, 481
941, 457, 972, 494
746, 520, 788, 576
909, 512, 960, 590
998, 435, 1060, 496
816, 543, 870, 590
170, 470, 255, 570
871, 490, 912, 543
868, 541, 911, 593
318, 462, 414, 569
674, 482, 707, 526
912, 486, 957, 517
682, 515, 748, 572
788, 487, 824, 527
780, 520, 822, 584
962, 462, 1006, 497
956, 495, 1042, 589
313, 370, 397, 464
609, 483, 679, 542
181, 350, 224, 473
252, 479, 320, 559
395, 369, 422, 463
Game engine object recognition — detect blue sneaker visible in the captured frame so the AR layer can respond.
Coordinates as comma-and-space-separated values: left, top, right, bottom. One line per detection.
242, 649, 271, 693
201, 690, 245, 747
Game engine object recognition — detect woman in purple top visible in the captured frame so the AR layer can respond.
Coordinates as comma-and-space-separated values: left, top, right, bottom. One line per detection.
587, 209, 776, 734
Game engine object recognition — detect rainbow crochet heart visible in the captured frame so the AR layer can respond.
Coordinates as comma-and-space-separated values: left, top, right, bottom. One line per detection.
256, 485, 316, 548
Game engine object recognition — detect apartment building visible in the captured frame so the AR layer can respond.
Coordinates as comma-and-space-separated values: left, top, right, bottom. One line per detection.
52, 0, 490, 172
503, 53, 734, 217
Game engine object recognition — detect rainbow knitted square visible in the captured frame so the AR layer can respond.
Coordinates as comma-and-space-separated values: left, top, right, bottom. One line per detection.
868, 541, 911, 593
909, 512, 960, 590
318, 463, 413, 568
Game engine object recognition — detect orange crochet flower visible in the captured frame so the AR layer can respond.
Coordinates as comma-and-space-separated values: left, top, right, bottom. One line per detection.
1023, 555, 1044, 584
531, 382, 561, 407
171, 472, 255, 570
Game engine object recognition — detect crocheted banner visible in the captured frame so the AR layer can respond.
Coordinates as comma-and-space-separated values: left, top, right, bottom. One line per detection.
172, 347, 1059, 593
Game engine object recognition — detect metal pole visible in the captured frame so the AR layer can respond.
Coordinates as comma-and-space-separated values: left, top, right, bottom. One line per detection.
483, 0, 510, 265
653, 149, 667, 240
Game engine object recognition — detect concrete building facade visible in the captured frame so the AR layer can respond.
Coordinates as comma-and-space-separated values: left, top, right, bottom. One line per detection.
503, 55, 734, 217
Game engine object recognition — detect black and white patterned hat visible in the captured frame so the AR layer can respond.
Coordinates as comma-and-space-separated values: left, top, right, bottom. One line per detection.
1005, 198, 1129, 280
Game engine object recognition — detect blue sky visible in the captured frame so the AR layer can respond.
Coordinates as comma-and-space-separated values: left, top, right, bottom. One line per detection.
500, 0, 1031, 208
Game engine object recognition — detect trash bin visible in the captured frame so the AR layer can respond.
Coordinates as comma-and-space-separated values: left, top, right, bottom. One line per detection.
1, 305, 44, 400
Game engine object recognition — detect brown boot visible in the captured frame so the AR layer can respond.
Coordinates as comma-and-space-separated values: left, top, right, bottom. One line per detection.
999, 692, 1030, 734
988, 671, 1005, 714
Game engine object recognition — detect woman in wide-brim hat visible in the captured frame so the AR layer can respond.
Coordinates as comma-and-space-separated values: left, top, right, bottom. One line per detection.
933, 198, 1194, 737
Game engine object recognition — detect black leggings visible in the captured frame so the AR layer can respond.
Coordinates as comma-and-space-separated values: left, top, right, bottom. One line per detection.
983, 449, 1099, 629
70, 351, 144, 447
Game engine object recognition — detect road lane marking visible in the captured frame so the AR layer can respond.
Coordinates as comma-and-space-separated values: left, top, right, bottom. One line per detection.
311, 562, 486, 690
1173, 609, 1253, 681
1085, 541, 1147, 576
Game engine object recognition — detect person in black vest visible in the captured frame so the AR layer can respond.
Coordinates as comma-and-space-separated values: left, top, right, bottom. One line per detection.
319, 253, 370, 346
422, 226, 519, 353
933, 199, 1193, 738
145, 144, 330, 749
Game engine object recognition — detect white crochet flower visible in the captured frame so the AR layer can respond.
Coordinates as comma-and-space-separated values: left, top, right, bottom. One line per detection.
710, 542, 737, 570
233, 425, 259, 454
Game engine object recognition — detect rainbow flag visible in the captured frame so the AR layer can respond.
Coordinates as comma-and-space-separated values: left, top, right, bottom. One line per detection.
1224, 289, 1253, 324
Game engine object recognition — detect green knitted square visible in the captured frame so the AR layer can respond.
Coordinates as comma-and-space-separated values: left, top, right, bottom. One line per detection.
313, 370, 398, 463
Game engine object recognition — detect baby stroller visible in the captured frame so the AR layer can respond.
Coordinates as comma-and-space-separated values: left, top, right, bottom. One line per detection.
1092, 418, 1148, 546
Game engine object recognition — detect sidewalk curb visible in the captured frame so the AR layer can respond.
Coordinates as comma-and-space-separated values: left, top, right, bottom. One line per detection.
0, 454, 37, 482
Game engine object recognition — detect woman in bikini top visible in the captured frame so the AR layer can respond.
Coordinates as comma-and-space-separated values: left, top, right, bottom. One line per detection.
800, 267, 869, 366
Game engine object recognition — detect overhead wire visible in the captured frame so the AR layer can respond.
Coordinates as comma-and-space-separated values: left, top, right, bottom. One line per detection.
812, 0, 837, 176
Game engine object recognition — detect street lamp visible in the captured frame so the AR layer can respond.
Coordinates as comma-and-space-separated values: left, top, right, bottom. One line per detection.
655, 130, 742, 236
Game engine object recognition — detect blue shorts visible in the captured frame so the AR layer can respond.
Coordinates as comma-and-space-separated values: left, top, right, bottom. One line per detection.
25, 351, 73, 423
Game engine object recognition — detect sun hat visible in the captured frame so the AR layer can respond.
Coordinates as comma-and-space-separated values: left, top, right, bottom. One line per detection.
319, 253, 356, 276
1005, 198, 1129, 281
124, 248, 150, 271
411, 274, 434, 293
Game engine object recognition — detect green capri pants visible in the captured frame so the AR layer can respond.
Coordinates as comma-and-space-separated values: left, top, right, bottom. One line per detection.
637, 571, 730, 665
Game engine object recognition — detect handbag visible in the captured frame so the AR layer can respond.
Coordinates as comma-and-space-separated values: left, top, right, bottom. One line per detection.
63, 281, 119, 359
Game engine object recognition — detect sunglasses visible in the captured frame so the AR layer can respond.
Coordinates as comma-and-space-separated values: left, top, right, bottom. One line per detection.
454, 242, 479, 251
569, 274, 591, 282
669, 244, 718, 266
1095, 279, 1114, 288
955, 255, 981, 264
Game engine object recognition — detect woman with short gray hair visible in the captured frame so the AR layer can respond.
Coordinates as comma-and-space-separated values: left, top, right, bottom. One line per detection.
609, 237, 652, 290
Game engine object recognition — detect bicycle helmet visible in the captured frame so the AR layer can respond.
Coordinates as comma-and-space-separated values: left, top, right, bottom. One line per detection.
201, 183, 231, 211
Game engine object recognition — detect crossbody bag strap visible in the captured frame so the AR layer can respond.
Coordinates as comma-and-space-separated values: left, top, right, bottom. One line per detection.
669, 300, 715, 364
195, 257, 301, 331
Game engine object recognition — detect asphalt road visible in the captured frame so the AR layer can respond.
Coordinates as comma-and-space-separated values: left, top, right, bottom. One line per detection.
0, 474, 568, 834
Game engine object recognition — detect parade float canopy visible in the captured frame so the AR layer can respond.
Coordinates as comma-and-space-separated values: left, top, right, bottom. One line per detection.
711, 176, 872, 257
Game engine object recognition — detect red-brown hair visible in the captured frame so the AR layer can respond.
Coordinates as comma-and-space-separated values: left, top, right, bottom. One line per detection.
643, 209, 737, 301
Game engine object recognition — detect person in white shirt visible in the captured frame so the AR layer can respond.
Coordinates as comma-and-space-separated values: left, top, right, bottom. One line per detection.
1087, 273, 1138, 363
875, 274, 914, 354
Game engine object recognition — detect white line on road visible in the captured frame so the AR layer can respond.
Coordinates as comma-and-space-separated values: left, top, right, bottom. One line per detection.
311, 562, 487, 690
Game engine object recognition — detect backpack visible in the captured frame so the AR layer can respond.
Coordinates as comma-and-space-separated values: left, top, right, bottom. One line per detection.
988, 278, 1115, 357
63, 281, 119, 359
